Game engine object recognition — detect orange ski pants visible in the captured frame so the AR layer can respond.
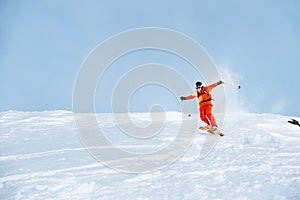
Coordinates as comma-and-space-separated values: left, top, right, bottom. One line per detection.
199, 105, 217, 127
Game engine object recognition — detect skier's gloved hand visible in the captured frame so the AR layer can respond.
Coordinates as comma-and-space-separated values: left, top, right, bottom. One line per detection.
217, 80, 223, 85
180, 96, 186, 101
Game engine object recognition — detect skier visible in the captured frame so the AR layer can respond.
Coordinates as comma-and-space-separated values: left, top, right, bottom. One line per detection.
180, 80, 223, 130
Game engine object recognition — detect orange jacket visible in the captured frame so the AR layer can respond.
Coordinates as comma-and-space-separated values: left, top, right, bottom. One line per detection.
185, 82, 219, 106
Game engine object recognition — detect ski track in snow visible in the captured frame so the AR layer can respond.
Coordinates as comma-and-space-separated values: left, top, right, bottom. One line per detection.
0, 111, 300, 199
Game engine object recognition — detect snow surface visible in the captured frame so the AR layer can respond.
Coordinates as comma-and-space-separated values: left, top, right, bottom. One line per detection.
1, 110, 300, 199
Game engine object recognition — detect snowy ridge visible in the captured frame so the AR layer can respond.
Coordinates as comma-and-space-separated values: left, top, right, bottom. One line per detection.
0, 111, 300, 199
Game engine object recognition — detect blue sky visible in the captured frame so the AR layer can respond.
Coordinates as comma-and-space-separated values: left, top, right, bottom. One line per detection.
1, 0, 300, 116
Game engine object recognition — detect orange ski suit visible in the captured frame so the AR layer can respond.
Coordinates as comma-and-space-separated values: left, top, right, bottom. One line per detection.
185, 82, 219, 127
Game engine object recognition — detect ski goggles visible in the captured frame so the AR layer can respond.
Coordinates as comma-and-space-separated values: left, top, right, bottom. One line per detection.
195, 86, 201, 89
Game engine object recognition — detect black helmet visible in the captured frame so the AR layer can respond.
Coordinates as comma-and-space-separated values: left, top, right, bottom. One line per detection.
195, 81, 202, 88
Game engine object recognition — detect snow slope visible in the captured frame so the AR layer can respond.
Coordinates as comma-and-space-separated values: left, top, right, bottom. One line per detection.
1, 110, 300, 199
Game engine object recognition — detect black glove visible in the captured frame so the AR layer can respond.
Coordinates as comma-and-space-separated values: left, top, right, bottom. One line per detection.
217, 80, 223, 85
180, 96, 186, 101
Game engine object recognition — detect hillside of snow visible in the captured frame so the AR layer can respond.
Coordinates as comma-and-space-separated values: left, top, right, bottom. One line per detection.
1, 110, 300, 199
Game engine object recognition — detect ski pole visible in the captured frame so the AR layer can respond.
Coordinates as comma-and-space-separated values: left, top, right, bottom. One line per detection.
223, 82, 241, 89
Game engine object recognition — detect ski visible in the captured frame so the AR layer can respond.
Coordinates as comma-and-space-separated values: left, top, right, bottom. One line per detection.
199, 126, 224, 137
